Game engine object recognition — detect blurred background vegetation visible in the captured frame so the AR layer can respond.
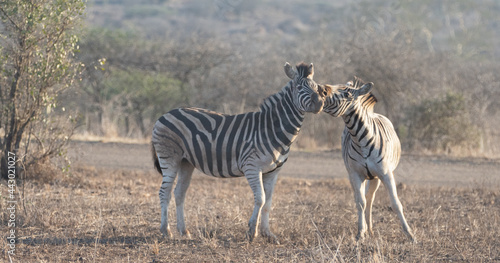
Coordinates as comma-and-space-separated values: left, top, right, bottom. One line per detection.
2, 0, 500, 176
73, 0, 499, 155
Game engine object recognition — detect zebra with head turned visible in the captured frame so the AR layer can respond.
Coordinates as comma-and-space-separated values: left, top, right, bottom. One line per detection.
319, 77, 416, 242
151, 62, 325, 244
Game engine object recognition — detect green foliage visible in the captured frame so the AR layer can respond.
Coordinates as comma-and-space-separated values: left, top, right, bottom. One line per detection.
67, 0, 500, 154
89, 68, 186, 136
0, 0, 85, 178
77, 28, 140, 103
124, 5, 172, 19
103, 69, 186, 116
405, 92, 480, 152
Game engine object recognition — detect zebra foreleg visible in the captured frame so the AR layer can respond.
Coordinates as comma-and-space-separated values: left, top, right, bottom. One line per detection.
380, 172, 416, 243
174, 160, 194, 238
349, 173, 368, 241
365, 177, 381, 236
244, 170, 265, 242
260, 170, 280, 244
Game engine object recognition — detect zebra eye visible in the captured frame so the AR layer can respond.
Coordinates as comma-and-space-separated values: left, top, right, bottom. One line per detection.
296, 85, 303, 91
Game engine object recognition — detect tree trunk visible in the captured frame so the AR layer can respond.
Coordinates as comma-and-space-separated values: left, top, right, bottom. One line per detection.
135, 111, 146, 138
97, 108, 104, 135
1, 56, 21, 180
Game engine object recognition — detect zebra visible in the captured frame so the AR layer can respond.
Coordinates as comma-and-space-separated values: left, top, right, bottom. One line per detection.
151, 62, 325, 244
318, 77, 416, 242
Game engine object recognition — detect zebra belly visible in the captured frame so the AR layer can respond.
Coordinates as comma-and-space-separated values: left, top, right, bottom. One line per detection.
181, 143, 245, 178
342, 135, 376, 180
344, 153, 398, 180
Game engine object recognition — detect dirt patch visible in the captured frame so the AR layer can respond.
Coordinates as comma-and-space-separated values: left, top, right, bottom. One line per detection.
68, 140, 500, 188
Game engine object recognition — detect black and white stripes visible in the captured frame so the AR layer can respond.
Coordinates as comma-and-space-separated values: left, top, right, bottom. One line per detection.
154, 103, 299, 178
151, 62, 324, 243
320, 77, 416, 242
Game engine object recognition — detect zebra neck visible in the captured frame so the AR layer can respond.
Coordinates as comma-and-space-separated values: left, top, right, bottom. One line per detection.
259, 88, 304, 152
342, 104, 375, 144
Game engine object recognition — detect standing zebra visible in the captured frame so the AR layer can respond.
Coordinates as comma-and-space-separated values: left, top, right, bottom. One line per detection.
151, 62, 325, 244
319, 77, 416, 242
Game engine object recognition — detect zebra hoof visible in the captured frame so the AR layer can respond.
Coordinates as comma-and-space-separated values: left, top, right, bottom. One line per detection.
356, 232, 366, 242
181, 230, 192, 239
160, 227, 173, 239
266, 234, 280, 245
408, 234, 417, 244
247, 225, 258, 242
162, 230, 173, 239
261, 230, 280, 244
247, 230, 257, 243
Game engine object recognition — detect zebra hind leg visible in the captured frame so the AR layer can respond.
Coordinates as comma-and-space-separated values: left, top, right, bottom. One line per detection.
380, 172, 416, 243
156, 148, 182, 238
349, 173, 368, 241
365, 177, 381, 236
174, 160, 194, 238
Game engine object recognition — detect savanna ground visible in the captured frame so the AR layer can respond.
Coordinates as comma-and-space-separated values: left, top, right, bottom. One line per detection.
2, 141, 500, 262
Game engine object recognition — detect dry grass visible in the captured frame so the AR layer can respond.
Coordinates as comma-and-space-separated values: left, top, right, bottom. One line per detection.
2, 166, 499, 262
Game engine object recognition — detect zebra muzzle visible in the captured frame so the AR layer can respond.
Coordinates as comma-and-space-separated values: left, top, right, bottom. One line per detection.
309, 93, 324, 113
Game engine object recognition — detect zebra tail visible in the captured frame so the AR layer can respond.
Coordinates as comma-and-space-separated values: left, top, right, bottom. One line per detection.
151, 143, 162, 174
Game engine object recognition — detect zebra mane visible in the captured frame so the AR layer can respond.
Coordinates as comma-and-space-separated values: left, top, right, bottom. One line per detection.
259, 84, 290, 112
349, 76, 378, 111
361, 93, 378, 112
347, 76, 362, 89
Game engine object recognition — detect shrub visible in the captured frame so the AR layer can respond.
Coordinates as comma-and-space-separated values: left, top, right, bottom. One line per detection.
405, 92, 480, 153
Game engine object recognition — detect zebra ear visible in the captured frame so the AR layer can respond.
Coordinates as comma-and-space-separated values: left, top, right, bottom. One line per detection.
307, 63, 314, 79
356, 82, 374, 96
284, 62, 296, 80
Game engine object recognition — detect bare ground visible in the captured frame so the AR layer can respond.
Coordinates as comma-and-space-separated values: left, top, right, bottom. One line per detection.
1, 141, 500, 262
67, 140, 500, 188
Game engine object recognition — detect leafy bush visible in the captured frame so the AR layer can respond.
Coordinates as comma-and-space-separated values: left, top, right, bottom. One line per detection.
404, 92, 480, 153
101, 69, 185, 137
0, 0, 85, 179
124, 5, 172, 19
